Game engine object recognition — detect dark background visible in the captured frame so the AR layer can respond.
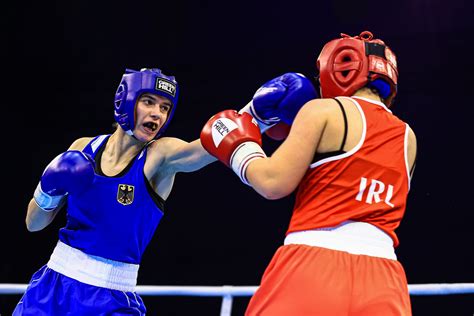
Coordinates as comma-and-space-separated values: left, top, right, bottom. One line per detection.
2, 0, 473, 315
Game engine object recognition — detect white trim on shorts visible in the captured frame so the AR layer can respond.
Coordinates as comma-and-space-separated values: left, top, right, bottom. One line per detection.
47, 240, 139, 292
284, 221, 397, 260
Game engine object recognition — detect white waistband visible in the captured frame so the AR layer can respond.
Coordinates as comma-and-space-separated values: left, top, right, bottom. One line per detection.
47, 241, 139, 292
284, 221, 397, 260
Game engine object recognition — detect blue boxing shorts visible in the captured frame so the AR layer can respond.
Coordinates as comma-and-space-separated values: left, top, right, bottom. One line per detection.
13, 241, 146, 315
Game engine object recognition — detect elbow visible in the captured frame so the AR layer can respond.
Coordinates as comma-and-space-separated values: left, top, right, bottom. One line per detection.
25, 218, 43, 232
26, 222, 37, 232
254, 182, 293, 200
259, 190, 290, 200
248, 168, 298, 200
260, 192, 284, 200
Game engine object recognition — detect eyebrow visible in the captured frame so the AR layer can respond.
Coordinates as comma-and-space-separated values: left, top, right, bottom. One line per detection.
141, 94, 157, 100
141, 94, 172, 106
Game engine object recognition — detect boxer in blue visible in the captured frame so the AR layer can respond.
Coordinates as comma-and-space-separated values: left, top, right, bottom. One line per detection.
14, 68, 317, 315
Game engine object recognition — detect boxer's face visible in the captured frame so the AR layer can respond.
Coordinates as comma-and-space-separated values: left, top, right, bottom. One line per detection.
133, 93, 172, 142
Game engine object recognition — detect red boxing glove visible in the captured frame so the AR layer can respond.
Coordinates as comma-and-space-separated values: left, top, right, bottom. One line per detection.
201, 110, 266, 184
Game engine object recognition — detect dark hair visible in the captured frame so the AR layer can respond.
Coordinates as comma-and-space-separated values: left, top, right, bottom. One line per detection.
112, 122, 119, 132
359, 85, 384, 102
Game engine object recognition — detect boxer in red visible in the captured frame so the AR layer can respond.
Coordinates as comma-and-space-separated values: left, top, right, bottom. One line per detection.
201, 31, 415, 315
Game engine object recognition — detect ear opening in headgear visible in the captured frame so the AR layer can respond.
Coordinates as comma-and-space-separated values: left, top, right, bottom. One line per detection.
114, 84, 125, 109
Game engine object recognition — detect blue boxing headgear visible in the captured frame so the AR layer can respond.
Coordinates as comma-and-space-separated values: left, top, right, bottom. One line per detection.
114, 68, 179, 139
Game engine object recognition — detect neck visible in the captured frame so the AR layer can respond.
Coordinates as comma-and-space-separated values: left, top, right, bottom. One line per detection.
352, 88, 383, 103
105, 128, 146, 163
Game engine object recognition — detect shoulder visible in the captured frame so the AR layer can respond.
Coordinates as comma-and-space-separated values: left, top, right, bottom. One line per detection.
144, 136, 193, 180
146, 137, 186, 168
405, 124, 417, 170
406, 125, 417, 150
68, 137, 94, 151
287, 98, 339, 141
148, 137, 187, 153
295, 98, 341, 123
303, 98, 343, 113
407, 125, 416, 139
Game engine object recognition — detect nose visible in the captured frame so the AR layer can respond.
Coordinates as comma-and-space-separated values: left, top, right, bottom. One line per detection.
149, 107, 162, 120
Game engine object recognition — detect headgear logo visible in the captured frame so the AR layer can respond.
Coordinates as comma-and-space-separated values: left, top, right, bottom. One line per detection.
156, 79, 176, 97
117, 184, 135, 206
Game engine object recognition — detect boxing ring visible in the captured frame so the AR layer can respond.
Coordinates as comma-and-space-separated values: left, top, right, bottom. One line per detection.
1, 283, 473, 315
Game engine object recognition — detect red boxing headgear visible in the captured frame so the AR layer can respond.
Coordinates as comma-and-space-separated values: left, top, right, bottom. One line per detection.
317, 31, 398, 106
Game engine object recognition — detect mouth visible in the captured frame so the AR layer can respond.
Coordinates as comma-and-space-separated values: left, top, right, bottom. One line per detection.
143, 122, 159, 133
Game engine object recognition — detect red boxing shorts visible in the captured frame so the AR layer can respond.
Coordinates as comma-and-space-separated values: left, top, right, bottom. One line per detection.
246, 244, 411, 316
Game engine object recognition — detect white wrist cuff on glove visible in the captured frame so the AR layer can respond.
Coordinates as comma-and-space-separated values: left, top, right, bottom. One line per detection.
239, 101, 280, 133
33, 183, 67, 212
230, 141, 266, 186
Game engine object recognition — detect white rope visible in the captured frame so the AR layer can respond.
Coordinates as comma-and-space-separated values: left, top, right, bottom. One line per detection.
2, 283, 473, 316
408, 283, 474, 295
1, 283, 473, 296
136, 285, 258, 296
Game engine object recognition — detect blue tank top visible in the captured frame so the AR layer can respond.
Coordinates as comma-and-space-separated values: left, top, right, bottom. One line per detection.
58, 135, 165, 264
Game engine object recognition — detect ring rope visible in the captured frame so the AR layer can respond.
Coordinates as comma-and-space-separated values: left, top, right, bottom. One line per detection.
0, 283, 473, 296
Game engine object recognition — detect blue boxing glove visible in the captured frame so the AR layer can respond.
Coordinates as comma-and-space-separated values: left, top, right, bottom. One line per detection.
33, 150, 95, 211
239, 73, 318, 131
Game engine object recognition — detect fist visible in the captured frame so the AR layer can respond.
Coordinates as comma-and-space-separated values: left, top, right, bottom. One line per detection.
252, 73, 318, 125
34, 150, 96, 211
200, 110, 262, 167
41, 150, 96, 196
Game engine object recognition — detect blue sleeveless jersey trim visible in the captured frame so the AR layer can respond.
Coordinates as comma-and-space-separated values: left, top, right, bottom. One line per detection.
58, 135, 164, 264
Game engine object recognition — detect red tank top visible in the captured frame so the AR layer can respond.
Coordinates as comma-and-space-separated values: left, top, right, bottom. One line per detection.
288, 96, 411, 247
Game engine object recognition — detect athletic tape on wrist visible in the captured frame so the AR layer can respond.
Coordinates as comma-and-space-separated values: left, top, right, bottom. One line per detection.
230, 141, 266, 185
33, 183, 66, 212
239, 101, 279, 133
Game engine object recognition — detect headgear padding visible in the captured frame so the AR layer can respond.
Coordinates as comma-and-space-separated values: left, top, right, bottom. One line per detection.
114, 68, 179, 138
317, 31, 398, 106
